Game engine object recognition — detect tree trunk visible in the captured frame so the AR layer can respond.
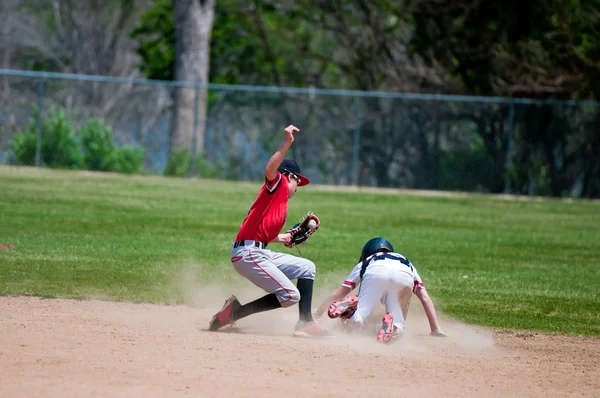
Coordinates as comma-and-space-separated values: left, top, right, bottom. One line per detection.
171, 0, 215, 158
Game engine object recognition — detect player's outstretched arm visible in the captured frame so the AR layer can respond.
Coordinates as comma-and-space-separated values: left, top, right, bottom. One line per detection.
314, 286, 352, 319
270, 233, 292, 245
414, 287, 447, 337
264, 125, 299, 182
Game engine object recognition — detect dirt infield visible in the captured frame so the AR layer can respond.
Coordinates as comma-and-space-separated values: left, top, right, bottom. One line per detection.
1, 295, 598, 398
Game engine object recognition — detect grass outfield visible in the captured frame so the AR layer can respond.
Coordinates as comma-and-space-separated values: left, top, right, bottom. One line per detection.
0, 166, 599, 336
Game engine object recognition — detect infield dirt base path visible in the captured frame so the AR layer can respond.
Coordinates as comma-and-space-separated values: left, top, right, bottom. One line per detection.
1, 295, 598, 398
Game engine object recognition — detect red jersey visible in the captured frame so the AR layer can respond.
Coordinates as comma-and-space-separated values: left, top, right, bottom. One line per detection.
235, 171, 289, 243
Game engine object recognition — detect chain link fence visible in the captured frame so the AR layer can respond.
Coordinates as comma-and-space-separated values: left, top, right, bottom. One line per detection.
1, 69, 598, 198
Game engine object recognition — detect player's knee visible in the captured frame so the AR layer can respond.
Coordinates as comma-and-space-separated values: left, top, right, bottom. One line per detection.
279, 287, 300, 308
303, 260, 316, 280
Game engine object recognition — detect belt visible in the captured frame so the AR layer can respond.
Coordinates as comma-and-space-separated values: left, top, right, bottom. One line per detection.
233, 240, 268, 249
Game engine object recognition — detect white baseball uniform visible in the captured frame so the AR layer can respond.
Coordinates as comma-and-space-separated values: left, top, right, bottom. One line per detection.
341, 252, 424, 330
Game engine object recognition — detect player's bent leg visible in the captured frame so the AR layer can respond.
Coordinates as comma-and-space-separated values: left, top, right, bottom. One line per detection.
232, 248, 301, 307
296, 278, 315, 322
280, 287, 301, 307
271, 251, 331, 338
293, 278, 332, 337
232, 293, 283, 322
345, 310, 368, 326
293, 280, 332, 337
384, 286, 412, 331
272, 252, 316, 280
345, 270, 386, 327
383, 270, 415, 338
209, 249, 302, 332
377, 312, 398, 343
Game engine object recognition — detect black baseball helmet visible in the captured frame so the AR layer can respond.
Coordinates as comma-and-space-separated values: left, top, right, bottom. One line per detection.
359, 237, 394, 263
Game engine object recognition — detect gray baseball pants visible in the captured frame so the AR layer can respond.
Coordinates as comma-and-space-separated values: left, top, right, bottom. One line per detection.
231, 241, 315, 307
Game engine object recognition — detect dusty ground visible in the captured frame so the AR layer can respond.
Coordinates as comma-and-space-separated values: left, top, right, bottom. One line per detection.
1, 293, 598, 398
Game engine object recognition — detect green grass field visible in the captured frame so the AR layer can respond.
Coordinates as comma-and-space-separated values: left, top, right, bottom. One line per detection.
1, 166, 599, 336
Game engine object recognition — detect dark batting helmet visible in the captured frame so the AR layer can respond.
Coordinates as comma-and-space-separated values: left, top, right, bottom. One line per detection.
358, 237, 394, 279
359, 237, 394, 263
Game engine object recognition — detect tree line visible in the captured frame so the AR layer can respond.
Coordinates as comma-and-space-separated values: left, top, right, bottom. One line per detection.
1, 0, 598, 197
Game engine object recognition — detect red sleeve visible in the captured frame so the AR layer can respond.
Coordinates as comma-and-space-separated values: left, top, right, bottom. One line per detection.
342, 280, 357, 289
265, 171, 282, 193
413, 281, 424, 293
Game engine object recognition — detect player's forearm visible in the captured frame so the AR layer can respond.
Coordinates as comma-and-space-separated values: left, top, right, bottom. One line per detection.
420, 295, 441, 332
264, 140, 293, 180
270, 233, 291, 244
315, 287, 349, 317
314, 293, 336, 317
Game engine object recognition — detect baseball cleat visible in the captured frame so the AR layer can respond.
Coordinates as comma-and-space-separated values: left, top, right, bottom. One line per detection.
377, 312, 396, 343
293, 321, 334, 338
327, 294, 359, 319
208, 295, 241, 331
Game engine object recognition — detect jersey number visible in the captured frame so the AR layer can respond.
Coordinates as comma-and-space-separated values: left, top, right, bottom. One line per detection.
373, 253, 414, 271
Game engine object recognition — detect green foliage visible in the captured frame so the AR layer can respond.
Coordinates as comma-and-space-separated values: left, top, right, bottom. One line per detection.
17, 0, 598, 198
80, 119, 117, 171
9, 108, 83, 169
163, 148, 218, 178
130, 0, 344, 87
129, 0, 174, 81
163, 148, 191, 177
437, 140, 497, 192
8, 123, 38, 166
40, 109, 84, 169
9, 108, 145, 175
111, 146, 145, 174
193, 154, 221, 179
409, 0, 600, 100
80, 118, 145, 174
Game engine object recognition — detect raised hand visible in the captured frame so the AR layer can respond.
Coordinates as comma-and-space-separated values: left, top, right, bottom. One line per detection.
284, 125, 299, 143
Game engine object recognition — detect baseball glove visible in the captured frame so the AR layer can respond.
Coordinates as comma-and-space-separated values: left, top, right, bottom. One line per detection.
328, 294, 359, 319
285, 212, 320, 247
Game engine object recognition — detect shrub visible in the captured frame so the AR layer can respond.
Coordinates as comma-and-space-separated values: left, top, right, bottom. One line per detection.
9, 108, 83, 169
40, 110, 83, 169
163, 148, 219, 178
9, 123, 37, 166
9, 106, 145, 175
111, 146, 145, 174
193, 154, 220, 178
80, 119, 116, 171
163, 148, 192, 177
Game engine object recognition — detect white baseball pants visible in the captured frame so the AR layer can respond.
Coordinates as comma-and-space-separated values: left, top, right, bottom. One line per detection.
347, 262, 414, 329
231, 241, 316, 307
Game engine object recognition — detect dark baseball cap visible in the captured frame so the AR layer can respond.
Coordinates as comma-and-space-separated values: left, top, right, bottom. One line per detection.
277, 159, 310, 186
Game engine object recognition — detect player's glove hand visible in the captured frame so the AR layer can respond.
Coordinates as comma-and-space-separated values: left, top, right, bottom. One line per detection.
285, 212, 320, 248
430, 329, 447, 337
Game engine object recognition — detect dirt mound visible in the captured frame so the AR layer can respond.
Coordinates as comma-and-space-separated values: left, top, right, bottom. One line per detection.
1, 293, 598, 398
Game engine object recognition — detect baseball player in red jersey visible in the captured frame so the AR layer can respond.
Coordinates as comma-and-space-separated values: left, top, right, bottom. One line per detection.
314, 237, 446, 343
209, 125, 330, 338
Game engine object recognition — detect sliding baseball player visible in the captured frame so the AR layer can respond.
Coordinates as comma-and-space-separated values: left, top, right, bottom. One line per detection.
315, 237, 447, 342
